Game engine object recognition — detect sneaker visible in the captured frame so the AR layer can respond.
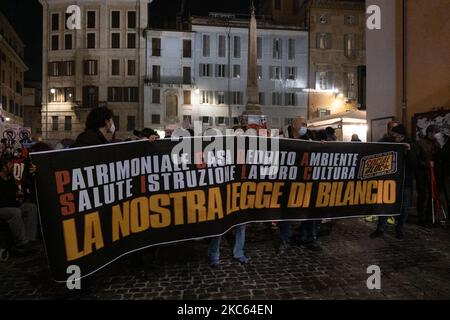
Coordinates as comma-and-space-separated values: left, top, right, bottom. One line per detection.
365, 216, 378, 222
10, 243, 36, 256
395, 230, 404, 239
387, 217, 395, 225
0, 248, 9, 262
210, 260, 220, 268
233, 256, 250, 264
276, 240, 289, 254
370, 230, 384, 239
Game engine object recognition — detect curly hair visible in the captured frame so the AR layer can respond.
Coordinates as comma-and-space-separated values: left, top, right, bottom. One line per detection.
85, 107, 114, 130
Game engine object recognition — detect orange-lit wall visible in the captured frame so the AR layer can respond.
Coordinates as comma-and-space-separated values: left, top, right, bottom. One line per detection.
309, 92, 358, 118
406, 0, 450, 124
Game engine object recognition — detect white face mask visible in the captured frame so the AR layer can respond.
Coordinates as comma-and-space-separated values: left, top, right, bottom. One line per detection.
108, 123, 116, 135
435, 132, 444, 148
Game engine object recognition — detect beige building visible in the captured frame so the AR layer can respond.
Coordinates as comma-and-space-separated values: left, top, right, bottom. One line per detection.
259, 0, 309, 27
23, 85, 43, 138
0, 11, 28, 127
259, 0, 366, 120
307, 0, 366, 119
39, 0, 149, 142
366, 0, 450, 141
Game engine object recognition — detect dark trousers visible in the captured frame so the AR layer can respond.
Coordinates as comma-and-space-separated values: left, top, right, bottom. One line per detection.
416, 171, 432, 224
378, 186, 412, 232
444, 176, 450, 216
299, 220, 317, 243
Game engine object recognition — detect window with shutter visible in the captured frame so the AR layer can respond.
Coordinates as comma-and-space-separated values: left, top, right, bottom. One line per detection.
273, 38, 282, 59
288, 39, 295, 60
152, 89, 160, 103
183, 40, 192, 58
128, 11, 136, 29
218, 36, 226, 57
127, 33, 136, 49
87, 11, 96, 28
87, 33, 96, 49
152, 38, 161, 56
111, 11, 120, 28
111, 33, 120, 48
51, 35, 59, 51
233, 65, 241, 78
51, 13, 59, 31
65, 34, 73, 50
257, 37, 262, 59
233, 36, 241, 58
183, 90, 191, 105
183, 67, 191, 84
203, 35, 210, 57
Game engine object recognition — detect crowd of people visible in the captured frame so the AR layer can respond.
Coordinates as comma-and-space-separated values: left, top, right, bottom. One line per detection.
1, 107, 449, 269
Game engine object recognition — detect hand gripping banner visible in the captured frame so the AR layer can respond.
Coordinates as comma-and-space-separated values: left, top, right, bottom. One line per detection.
30, 136, 405, 281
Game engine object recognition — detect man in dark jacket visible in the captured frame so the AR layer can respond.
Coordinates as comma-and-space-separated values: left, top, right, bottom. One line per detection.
72, 107, 114, 148
379, 120, 400, 143
415, 125, 442, 226
370, 125, 413, 239
278, 117, 322, 253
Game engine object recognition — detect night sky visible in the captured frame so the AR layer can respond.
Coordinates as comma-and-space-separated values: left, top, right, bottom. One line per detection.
0, 0, 42, 83
0, 0, 363, 84
0, 0, 253, 84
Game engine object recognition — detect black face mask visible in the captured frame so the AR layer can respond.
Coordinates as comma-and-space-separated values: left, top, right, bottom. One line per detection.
386, 135, 396, 142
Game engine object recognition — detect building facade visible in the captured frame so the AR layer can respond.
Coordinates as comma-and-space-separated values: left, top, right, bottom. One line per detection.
0, 11, 28, 127
307, 0, 366, 119
144, 14, 308, 131
23, 84, 43, 139
259, 0, 309, 27
366, 0, 450, 140
39, 0, 149, 142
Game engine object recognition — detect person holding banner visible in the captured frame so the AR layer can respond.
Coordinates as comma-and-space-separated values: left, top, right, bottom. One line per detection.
72, 107, 116, 148
208, 225, 248, 267
0, 156, 38, 255
415, 125, 442, 227
370, 125, 413, 239
72, 107, 158, 148
277, 117, 322, 253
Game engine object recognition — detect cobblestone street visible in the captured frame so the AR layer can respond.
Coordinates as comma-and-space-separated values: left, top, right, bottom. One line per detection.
1, 218, 450, 300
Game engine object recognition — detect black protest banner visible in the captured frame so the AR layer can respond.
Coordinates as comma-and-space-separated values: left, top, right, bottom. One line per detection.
31, 136, 405, 281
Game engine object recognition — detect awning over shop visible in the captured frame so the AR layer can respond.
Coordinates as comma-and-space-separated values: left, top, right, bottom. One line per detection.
308, 110, 367, 142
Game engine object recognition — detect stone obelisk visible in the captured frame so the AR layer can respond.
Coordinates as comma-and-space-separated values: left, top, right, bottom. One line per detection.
243, 3, 262, 117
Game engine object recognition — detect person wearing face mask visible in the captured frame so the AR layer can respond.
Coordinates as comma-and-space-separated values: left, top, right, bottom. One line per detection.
325, 127, 337, 142
72, 107, 116, 148
370, 125, 413, 239
365, 120, 401, 224
277, 117, 322, 253
415, 125, 443, 226
380, 120, 400, 143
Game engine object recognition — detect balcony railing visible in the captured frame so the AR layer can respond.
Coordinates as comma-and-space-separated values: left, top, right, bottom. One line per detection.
144, 76, 194, 85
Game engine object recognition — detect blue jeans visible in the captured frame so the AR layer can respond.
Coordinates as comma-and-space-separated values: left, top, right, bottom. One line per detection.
208, 225, 246, 264
279, 220, 317, 243
299, 220, 317, 243
378, 186, 412, 232
279, 221, 291, 241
